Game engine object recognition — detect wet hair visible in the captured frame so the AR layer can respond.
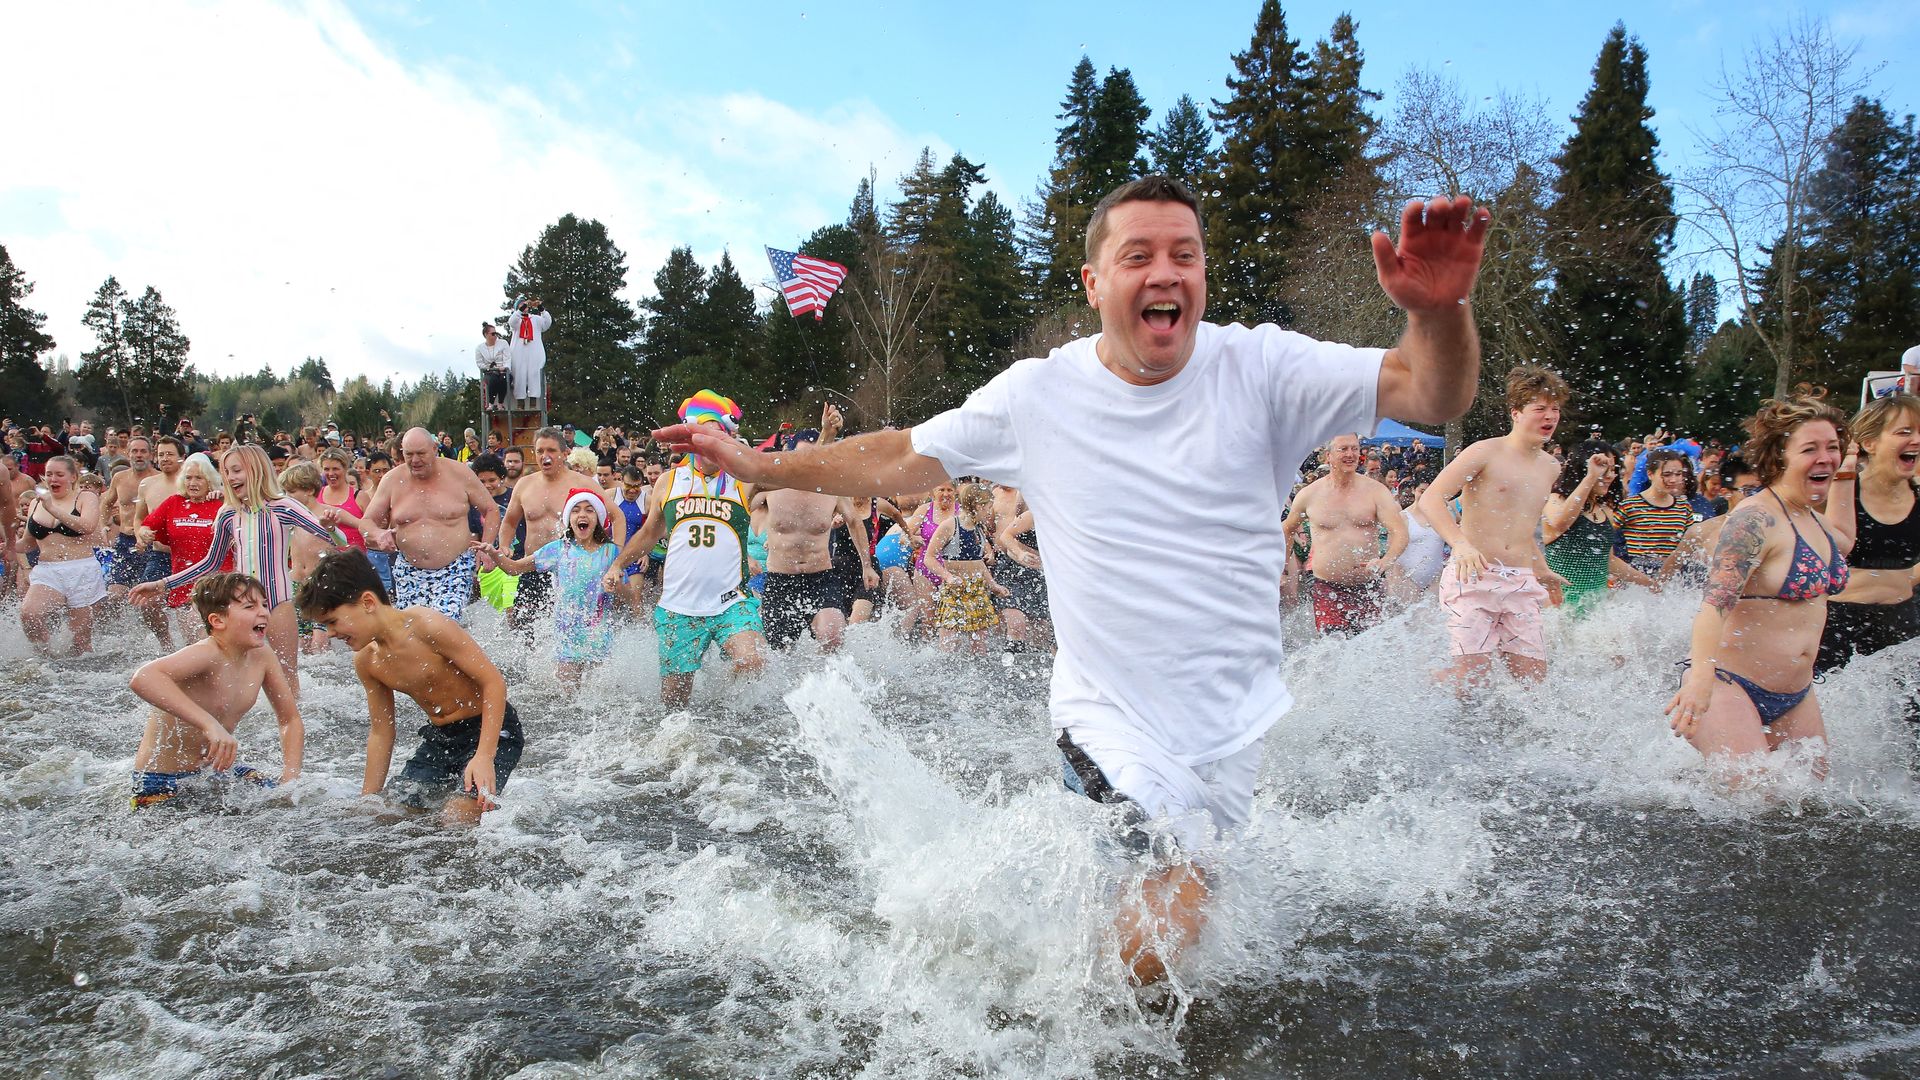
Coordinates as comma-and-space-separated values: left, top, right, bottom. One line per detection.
1553, 439, 1619, 502
1506, 365, 1570, 412
470, 452, 506, 479
220, 444, 283, 512
1085, 175, 1206, 265
296, 548, 390, 619
1850, 392, 1920, 459
1742, 386, 1851, 488
1644, 448, 1697, 498
278, 460, 322, 495
956, 482, 994, 518
176, 452, 220, 495
193, 572, 269, 632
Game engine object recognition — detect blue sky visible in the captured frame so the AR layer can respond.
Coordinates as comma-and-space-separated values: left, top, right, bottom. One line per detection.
3, 1, 1913, 385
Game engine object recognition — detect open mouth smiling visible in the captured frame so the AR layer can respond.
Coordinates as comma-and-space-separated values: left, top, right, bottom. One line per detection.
1142, 302, 1181, 332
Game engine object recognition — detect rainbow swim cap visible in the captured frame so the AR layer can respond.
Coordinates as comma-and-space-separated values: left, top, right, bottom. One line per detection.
678, 389, 741, 434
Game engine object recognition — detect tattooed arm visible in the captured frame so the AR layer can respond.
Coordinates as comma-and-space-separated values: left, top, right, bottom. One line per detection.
1667, 505, 1774, 734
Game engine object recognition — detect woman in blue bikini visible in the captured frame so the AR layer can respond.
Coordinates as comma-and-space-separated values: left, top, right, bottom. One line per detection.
1668, 390, 1853, 775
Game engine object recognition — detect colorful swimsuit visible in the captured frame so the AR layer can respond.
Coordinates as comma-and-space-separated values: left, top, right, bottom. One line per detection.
160, 498, 336, 609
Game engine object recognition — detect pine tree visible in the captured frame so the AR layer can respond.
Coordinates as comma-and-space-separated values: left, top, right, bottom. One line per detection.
1546, 23, 1688, 436
1796, 97, 1920, 394
78, 276, 132, 421
1300, 15, 1380, 173
656, 249, 766, 415
504, 214, 646, 424
1684, 272, 1720, 356
1148, 95, 1213, 183
1208, 0, 1316, 325
1023, 57, 1129, 309
1084, 67, 1151, 198
120, 286, 198, 422
640, 247, 710, 420
0, 244, 56, 422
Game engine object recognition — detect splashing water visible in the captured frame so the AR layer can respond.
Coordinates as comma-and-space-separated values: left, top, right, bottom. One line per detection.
2, 586, 1919, 1078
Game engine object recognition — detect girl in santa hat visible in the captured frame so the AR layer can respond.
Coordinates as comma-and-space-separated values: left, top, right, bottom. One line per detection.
477, 488, 620, 686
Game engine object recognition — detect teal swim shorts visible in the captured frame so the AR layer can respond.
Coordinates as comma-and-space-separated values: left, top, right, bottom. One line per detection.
654, 597, 762, 676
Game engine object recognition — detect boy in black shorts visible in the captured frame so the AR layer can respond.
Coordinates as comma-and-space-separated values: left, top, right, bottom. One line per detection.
297, 549, 523, 823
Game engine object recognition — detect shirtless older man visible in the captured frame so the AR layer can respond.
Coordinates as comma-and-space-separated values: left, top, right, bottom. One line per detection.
1282, 433, 1407, 635
755, 405, 875, 650
497, 426, 625, 635
336, 428, 499, 622
1417, 366, 1570, 687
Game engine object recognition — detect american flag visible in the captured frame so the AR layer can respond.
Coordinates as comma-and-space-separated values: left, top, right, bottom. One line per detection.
766, 247, 849, 320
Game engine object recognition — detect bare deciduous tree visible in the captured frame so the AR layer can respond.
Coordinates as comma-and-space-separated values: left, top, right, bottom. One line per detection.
842, 231, 942, 428
1676, 19, 1871, 398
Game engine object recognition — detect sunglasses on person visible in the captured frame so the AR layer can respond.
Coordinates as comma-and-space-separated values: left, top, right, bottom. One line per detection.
1739, 485, 1762, 496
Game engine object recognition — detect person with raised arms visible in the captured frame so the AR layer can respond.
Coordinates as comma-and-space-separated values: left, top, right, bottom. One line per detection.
325, 428, 499, 623
649, 176, 1490, 984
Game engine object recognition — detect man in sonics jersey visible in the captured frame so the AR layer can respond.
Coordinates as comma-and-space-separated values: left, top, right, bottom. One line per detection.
603, 391, 766, 707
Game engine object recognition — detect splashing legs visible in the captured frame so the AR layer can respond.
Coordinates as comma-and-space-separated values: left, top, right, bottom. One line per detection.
1118, 862, 1208, 986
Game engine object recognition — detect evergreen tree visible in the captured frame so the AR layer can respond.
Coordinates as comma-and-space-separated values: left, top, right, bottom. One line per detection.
656, 249, 767, 416
1148, 95, 1213, 183
77, 278, 199, 425
0, 244, 56, 422
503, 213, 646, 424
1684, 272, 1720, 356
640, 246, 710, 420
1207, 0, 1316, 324
1084, 67, 1151, 197
1024, 57, 1136, 308
1797, 97, 1920, 394
1545, 23, 1688, 436
1300, 15, 1380, 173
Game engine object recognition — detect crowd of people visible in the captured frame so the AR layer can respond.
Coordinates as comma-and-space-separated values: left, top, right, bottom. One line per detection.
4, 175, 1915, 989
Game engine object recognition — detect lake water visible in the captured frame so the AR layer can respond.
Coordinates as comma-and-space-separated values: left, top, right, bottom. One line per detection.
2, 587, 1918, 1078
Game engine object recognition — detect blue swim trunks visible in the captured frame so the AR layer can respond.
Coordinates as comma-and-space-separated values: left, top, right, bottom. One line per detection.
655, 598, 762, 676
130, 765, 274, 810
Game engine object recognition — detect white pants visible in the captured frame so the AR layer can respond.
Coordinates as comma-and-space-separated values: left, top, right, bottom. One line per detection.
1062, 725, 1264, 853
31, 556, 107, 608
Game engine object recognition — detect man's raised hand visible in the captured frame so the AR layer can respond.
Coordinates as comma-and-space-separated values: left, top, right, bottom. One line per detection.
1371, 195, 1491, 315
650, 424, 770, 484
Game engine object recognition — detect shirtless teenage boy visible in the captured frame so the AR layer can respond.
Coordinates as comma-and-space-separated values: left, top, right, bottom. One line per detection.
1282, 433, 1408, 634
127, 572, 304, 809
298, 549, 523, 823
333, 428, 498, 622
1416, 365, 1571, 687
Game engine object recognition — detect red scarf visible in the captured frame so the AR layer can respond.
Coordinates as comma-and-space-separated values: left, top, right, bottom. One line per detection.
516, 312, 534, 342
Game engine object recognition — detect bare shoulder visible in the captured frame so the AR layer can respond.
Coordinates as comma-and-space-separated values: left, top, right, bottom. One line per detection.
409, 607, 477, 650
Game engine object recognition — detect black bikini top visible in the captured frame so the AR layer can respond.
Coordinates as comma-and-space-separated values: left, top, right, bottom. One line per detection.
28, 506, 85, 540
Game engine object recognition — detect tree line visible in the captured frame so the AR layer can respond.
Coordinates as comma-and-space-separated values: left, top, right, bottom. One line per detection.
1, 2, 1914, 446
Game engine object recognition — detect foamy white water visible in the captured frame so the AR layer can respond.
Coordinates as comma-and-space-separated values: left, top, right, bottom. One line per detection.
3, 588, 1918, 1078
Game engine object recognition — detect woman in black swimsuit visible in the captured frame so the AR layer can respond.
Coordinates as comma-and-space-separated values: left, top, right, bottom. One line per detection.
19, 455, 106, 654
1818, 394, 1920, 725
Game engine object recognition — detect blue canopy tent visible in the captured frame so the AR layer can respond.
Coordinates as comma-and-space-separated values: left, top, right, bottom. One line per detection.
1363, 419, 1444, 448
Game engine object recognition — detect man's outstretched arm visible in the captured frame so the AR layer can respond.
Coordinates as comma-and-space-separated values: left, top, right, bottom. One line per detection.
649, 426, 950, 500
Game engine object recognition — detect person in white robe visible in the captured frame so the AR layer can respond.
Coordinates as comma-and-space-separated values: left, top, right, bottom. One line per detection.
506, 298, 552, 407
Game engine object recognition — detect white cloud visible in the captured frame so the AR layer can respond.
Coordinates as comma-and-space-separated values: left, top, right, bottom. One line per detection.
1, 0, 945, 388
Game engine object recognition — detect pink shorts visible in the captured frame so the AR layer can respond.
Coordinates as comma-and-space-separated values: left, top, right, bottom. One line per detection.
1438, 562, 1548, 660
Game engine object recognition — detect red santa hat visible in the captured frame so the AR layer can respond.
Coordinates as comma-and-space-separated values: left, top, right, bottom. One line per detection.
560, 488, 608, 528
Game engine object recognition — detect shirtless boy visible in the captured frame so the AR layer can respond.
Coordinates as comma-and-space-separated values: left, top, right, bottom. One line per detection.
127, 572, 304, 809
298, 549, 523, 823
1282, 433, 1408, 634
1416, 366, 1571, 687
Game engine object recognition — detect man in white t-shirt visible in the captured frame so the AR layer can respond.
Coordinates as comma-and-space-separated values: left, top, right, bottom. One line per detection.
651, 176, 1491, 983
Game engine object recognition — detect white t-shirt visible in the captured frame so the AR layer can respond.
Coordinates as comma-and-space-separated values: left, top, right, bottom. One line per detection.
1399, 507, 1449, 592
912, 321, 1383, 764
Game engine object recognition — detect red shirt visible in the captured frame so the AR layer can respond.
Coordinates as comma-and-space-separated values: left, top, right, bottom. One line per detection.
142, 495, 231, 607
